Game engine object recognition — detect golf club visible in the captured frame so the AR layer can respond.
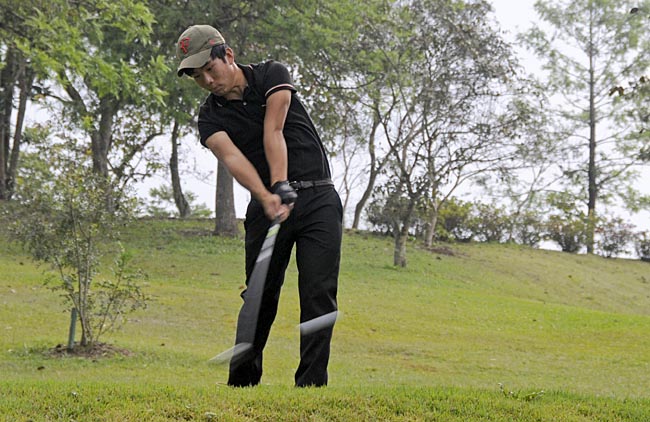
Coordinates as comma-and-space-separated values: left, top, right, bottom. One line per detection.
298, 310, 340, 336
208, 218, 281, 366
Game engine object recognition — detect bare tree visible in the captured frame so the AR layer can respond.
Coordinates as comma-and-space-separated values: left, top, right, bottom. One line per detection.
369, 0, 527, 266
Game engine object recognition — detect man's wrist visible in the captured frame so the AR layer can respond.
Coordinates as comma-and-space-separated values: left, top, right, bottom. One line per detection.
271, 181, 297, 205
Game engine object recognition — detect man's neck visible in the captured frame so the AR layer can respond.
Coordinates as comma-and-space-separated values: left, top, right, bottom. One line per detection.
224, 66, 247, 101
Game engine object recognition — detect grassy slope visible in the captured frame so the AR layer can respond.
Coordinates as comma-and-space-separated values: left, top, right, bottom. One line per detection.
1, 219, 649, 421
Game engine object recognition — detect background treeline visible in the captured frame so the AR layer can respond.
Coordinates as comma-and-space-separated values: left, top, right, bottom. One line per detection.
2, 0, 650, 268
368, 196, 650, 260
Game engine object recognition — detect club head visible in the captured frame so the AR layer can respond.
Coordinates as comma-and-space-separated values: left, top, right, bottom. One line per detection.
207, 342, 252, 366
298, 311, 340, 336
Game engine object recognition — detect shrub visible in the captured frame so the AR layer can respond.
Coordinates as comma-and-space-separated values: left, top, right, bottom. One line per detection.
468, 202, 510, 243
595, 217, 635, 258
509, 209, 545, 247
6, 142, 148, 348
436, 198, 473, 242
635, 231, 650, 262
545, 215, 587, 253
544, 192, 588, 253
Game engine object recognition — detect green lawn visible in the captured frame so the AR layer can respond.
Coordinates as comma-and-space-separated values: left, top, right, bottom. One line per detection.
2, 219, 649, 421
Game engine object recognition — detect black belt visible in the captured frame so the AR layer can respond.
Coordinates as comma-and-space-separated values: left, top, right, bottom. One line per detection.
289, 179, 334, 191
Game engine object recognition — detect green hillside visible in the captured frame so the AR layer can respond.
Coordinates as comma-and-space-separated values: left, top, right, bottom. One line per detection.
1, 218, 649, 421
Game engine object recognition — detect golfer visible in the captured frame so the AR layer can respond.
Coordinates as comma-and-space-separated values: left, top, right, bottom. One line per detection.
176, 25, 342, 387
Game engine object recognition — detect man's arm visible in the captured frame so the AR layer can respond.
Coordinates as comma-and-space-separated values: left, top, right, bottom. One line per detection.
205, 131, 289, 221
263, 89, 291, 186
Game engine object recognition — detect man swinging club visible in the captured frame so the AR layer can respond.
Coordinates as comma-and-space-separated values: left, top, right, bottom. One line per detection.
176, 25, 342, 387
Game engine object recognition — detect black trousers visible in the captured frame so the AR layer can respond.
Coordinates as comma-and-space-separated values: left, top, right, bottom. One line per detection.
228, 185, 342, 387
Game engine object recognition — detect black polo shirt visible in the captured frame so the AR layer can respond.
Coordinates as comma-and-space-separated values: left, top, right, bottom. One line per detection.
198, 60, 331, 188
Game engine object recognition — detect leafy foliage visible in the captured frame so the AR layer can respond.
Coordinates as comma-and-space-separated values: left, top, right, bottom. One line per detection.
5, 138, 147, 347
467, 203, 510, 243
435, 197, 474, 242
635, 231, 650, 262
542, 192, 587, 253
520, 0, 650, 253
595, 217, 637, 258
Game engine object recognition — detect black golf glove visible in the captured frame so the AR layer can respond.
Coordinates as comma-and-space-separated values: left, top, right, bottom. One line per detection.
271, 181, 298, 205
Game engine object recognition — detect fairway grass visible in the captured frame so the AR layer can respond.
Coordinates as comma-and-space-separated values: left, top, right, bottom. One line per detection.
2, 219, 650, 420
2, 382, 650, 421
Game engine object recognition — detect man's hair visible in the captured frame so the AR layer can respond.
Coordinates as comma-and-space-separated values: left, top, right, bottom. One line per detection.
181, 44, 229, 77
210, 44, 229, 62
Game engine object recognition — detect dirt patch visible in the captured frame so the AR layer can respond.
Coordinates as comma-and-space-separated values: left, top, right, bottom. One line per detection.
178, 229, 214, 237
47, 342, 133, 359
426, 245, 457, 256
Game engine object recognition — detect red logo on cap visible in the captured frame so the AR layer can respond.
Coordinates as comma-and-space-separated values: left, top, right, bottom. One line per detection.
179, 37, 191, 55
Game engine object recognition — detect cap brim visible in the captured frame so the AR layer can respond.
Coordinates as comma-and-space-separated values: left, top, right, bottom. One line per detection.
177, 48, 212, 77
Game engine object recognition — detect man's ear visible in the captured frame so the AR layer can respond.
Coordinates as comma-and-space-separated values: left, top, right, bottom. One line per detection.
225, 47, 236, 64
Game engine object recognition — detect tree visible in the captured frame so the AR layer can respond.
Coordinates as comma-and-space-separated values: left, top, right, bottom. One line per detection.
635, 231, 650, 261
7, 137, 147, 349
366, 0, 525, 266
1, 0, 170, 215
435, 197, 474, 242
612, 6, 650, 163
521, 0, 650, 253
0, 0, 40, 201
145, 185, 211, 218
0, 46, 33, 201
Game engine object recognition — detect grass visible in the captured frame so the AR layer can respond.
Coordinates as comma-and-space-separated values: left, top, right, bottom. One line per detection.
2, 218, 650, 420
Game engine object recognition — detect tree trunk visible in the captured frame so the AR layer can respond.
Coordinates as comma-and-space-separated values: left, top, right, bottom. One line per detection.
352, 111, 381, 229
169, 120, 190, 217
393, 199, 416, 267
0, 47, 17, 201
214, 161, 238, 236
586, 15, 597, 254
6, 63, 33, 201
394, 224, 408, 267
424, 206, 440, 248
90, 97, 118, 211
353, 166, 377, 229
91, 97, 118, 179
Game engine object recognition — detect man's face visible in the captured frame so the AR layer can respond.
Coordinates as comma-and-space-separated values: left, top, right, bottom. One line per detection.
190, 53, 235, 97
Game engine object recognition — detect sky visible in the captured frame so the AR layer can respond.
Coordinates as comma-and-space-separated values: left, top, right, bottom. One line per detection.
491, 0, 538, 35
138, 0, 649, 235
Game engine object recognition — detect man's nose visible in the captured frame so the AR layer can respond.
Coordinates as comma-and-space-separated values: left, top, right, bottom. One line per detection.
202, 73, 214, 85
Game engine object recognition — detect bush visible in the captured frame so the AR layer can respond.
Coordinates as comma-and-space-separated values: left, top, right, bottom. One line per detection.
595, 217, 635, 258
545, 215, 587, 253
468, 203, 510, 243
509, 210, 545, 247
6, 142, 148, 348
544, 193, 588, 253
436, 198, 473, 242
635, 231, 650, 262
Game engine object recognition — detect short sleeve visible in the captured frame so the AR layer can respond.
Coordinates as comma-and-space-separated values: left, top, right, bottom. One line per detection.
261, 61, 297, 98
198, 99, 223, 147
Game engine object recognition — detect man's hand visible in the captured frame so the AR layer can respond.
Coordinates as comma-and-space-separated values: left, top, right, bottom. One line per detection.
259, 181, 296, 223
271, 181, 298, 205
260, 191, 293, 223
